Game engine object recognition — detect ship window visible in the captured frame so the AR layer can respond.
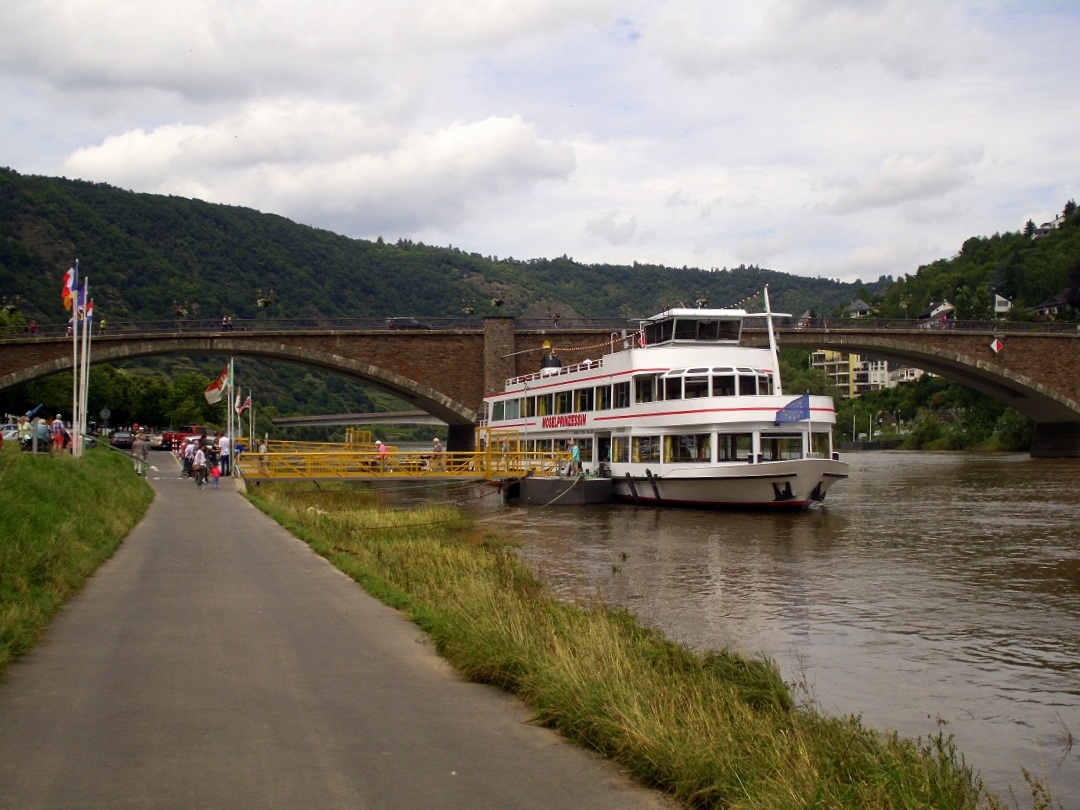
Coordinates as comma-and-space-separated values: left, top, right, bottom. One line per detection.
491, 401, 505, 421
645, 319, 673, 345
758, 373, 774, 395
718, 433, 753, 461
555, 390, 572, 414
595, 385, 612, 410
631, 435, 660, 463
719, 321, 740, 341
688, 367, 709, 374
810, 431, 830, 459
575, 387, 594, 412
664, 434, 711, 463
696, 320, 721, 341
611, 436, 629, 463
577, 437, 594, 463
762, 434, 803, 461
634, 374, 657, 403
737, 373, 758, 396
523, 397, 535, 417
536, 394, 553, 415
684, 376, 709, 398
674, 319, 699, 340
505, 399, 520, 420
613, 381, 631, 408
664, 376, 682, 400
712, 374, 735, 397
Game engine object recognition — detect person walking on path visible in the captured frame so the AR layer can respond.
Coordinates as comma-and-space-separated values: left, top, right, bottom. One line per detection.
192, 443, 208, 487
430, 437, 445, 471
50, 414, 65, 453
131, 433, 150, 476
218, 434, 232, 477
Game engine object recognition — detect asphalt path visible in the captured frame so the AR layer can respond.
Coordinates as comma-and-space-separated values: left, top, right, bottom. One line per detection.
0, 455, 674, 809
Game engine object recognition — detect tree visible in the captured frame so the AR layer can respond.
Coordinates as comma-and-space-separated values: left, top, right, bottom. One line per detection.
1024, 219, 1037, 238
1065, 199, 1077, 219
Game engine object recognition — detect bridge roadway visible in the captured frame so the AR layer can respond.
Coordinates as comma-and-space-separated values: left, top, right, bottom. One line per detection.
3, 316, 1080, 456
0, 458, 672, 810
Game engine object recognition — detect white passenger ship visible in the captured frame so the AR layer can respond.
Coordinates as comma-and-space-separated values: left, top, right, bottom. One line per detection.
482, 291, 848, 509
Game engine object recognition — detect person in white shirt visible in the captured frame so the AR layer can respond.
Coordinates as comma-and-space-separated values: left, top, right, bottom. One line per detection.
193, 444, 208, 487
218, 434, 232, 476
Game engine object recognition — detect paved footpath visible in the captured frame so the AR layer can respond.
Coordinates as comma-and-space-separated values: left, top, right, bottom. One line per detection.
0, 458, 675, 810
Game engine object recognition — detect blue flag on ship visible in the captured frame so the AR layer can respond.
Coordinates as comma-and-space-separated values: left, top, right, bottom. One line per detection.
774, 393, 811, 424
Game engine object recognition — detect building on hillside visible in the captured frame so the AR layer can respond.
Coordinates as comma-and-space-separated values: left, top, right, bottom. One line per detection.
1032, 214, 1066, 239
810, 350, 925, 399
1031, 289, 1074, 320
917, 300, 954, 328
993, 293, 1012, 318
848, 298, 872, 318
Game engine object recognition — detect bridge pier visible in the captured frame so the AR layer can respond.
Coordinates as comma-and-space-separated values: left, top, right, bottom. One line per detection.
446, 424, 475, 454
1031, 423, 1080, 458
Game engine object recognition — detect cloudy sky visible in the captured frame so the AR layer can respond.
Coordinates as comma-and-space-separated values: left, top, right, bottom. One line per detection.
2, 1, 1077, 283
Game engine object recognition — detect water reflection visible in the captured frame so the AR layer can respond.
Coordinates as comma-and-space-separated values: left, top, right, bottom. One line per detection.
466, 452, 1080, 805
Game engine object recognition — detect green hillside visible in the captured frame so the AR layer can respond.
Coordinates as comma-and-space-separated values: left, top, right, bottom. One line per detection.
0, 167, 882, 326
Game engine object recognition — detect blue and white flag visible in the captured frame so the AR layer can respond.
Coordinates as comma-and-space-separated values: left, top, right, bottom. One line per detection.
774, 393, 811, 423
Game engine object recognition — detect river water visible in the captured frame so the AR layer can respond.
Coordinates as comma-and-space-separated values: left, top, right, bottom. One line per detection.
461, 452, 1080, 806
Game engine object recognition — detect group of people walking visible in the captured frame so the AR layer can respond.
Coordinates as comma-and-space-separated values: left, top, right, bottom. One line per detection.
179, 433, 233, 488
15, 413, 71, 453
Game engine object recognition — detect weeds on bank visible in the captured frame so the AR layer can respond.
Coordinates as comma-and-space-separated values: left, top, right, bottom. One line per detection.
0, 445, 153, 675
249, 483, 1024, 809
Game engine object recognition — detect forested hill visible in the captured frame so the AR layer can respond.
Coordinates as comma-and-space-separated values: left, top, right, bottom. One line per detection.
0, 167, 883, 325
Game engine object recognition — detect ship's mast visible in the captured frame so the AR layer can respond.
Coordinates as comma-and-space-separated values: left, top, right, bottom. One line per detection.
763, 286, 782, 396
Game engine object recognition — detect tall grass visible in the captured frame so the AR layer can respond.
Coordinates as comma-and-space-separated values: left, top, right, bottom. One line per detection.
248, 484, 1011, 809
0, 445, 153, 675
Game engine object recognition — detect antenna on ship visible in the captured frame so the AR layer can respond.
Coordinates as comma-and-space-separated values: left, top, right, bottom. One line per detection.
763, 285, 783, 396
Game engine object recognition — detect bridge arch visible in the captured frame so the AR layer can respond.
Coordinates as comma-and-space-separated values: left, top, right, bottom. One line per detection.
753, 329, 1080, 423
1, 335, 478, 426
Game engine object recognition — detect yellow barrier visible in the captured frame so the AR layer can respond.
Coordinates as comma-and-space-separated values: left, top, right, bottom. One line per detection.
236, 447, 567, 481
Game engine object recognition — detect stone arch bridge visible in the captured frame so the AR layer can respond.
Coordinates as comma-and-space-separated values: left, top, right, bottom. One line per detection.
1, 319, 1078, 456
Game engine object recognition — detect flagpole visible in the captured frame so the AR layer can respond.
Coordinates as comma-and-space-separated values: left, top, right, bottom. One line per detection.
78, 278, 92, 457
763, 284, 783, 396
228, 357, 235, 459
70, 260, 81, 454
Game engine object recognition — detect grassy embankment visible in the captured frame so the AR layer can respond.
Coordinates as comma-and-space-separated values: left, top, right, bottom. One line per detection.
0, 444, 153, 676
247, 483, 1011, 810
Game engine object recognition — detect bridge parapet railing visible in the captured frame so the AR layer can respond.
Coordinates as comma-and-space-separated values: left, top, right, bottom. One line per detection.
5, 315, 1080, 342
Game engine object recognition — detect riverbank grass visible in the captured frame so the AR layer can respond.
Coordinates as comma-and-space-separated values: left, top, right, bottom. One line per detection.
248, 484, 1004, 809
0, 445, 153, 675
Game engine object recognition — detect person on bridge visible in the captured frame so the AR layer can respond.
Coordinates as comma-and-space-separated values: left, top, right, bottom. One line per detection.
376, 439, 389, 470
430, 437, 445, 471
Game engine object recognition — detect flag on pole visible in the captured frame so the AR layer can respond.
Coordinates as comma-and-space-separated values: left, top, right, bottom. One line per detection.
87, 298, 94, 319
61, 265, 78, 310
204, 366, 230, 404
236, 393, 252, 415
774, 393, 811, 424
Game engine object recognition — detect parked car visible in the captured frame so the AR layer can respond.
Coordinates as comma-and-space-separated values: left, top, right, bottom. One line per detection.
110, 429, 135, 448
0, 423, 17, 441
386, 316, 433, 330
149, 432, 165, 450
